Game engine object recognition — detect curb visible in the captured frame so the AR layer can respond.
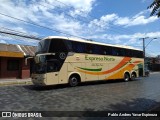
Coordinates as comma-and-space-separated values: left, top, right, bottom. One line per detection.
0, 80, 33, 86
150, 72, 160, 74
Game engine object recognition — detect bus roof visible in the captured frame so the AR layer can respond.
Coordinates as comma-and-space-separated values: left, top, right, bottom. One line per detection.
44, 36, 142, 51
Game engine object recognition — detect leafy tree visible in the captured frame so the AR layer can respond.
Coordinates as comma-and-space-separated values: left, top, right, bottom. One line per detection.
148, 0, 160, 17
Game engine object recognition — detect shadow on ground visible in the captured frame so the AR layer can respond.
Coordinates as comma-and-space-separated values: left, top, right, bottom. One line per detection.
38, 98, 159, 120
81, 98, 160, 120
23, 78, 139, 91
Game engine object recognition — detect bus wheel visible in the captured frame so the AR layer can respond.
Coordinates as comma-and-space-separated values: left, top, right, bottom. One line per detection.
69, 75, 79, 87
131, 73, 136, 81
124, 73, 130, 82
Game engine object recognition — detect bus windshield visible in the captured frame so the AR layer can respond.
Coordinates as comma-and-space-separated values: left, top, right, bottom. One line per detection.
33, 55, 60, 74
36, 38, 68, 54
37, 40, 50, 54
48, 39, 68, 53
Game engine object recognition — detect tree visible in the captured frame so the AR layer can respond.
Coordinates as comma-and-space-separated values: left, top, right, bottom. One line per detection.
148, 0, 160, 17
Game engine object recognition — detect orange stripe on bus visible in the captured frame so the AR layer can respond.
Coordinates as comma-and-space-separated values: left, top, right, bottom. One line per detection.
106, 61, 142, 80
76, 57, 131, 75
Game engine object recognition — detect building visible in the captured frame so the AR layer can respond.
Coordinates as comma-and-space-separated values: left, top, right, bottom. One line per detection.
145, 56, 160, 71
0, 43, 36, 79
156, 55, 160, 64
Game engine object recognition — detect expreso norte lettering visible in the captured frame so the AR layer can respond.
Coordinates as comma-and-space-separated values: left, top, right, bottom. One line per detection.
85, 55, 115, 62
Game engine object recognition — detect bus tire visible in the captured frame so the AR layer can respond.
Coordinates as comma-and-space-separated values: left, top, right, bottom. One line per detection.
131, 72, 136, 81
124, 73, 130, 82
69, 75, 80, 87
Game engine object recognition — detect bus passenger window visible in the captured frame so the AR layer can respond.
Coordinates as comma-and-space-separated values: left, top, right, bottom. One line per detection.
65, 41, 73, 52
119, 48, 125, 56
86, 44, 92, 54
102, 46, 110, 55
72, 42, 85, 53
112, 47, 118, 56
92, 45, 103, 54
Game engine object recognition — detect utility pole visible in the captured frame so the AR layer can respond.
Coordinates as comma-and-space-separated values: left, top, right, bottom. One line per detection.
143, 38, 145, 59
140, 37, 149, 77
140, 37, 158, 72
140, 37, 149, 59
141, 37, 157, 59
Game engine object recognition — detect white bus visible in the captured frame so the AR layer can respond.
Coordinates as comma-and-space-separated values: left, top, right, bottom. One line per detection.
31, 36, 144, 86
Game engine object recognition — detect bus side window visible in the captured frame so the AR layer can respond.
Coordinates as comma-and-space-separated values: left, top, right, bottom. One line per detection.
108, 47, 113, 55
65, 41, 73, 52
103, 46, 111, 55
137, 51, 143, 58
92, 44, 103, 55
126, 49, 131, 57
112, 47, 118, 56
119, 48, 125, 56
130, 50, 134, 57
86, 43, 92, 54
102, 46, 107, 55
133, 50, 137, 58
72, 41, 86, 53
139, 51, 143, 58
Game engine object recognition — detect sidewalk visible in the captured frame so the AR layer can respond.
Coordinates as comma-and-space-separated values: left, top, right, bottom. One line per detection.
150, 71, 160, 74
0, 78, 32, 86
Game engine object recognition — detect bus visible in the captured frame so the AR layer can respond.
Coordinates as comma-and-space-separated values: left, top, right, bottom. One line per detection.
31, 36, 144, 86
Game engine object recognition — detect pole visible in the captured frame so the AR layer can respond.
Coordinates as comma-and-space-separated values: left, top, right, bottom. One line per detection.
143, 38, 145, 59
141, 37, 148, 77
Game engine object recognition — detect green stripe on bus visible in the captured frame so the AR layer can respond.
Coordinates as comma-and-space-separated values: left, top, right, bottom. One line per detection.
78, 67, 102, 72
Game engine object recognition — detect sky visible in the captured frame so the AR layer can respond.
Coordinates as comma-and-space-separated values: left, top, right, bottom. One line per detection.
0, 0, 160, 57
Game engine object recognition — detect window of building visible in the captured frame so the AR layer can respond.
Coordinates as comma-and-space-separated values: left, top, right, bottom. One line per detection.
7, 60, 20, 71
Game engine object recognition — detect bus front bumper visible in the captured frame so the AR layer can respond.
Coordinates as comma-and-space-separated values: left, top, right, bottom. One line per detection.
31, 74, 46, 86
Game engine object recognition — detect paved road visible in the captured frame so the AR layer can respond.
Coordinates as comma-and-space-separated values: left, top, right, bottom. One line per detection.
0, 72, 160, 119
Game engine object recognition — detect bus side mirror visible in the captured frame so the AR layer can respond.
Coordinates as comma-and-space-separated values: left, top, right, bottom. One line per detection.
25, 56, 33, 65
34, 56, 40, 64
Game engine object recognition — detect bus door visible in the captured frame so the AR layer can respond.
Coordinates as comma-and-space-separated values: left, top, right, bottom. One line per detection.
58, 63, 68, 84
46, 60, 60, 85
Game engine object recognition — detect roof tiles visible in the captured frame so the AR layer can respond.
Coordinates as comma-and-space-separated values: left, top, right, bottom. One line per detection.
0, 43, 36, 57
